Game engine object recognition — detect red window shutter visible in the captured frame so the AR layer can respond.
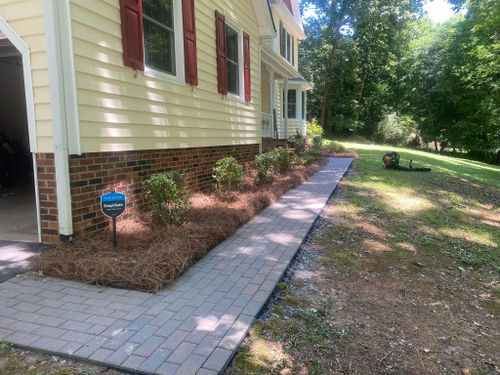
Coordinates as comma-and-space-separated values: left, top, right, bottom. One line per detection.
215, 10, 227, 95
182, 0, 198, 86
119, 0, 144, 71
243, 32, 251, 102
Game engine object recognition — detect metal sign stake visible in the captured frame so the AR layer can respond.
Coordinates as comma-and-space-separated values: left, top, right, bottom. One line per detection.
112, 217, 117, 249
100, 191, 126, 250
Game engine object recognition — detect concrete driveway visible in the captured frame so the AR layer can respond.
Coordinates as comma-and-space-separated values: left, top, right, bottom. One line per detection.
0, 241, 48, 282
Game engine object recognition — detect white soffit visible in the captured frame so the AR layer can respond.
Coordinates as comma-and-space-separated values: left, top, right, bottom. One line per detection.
251, 0, 275, 36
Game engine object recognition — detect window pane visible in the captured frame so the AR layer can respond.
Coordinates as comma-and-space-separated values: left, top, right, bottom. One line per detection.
144, 20, 176, 74
226, 26, 239, 62
143, 0, 176, 75
227, 61, 239, 95
143, 0, 173, 28
280, 25, 286, 58
286, 34, 291, 62
288, 90, 297, 118
226, 25, 239, 95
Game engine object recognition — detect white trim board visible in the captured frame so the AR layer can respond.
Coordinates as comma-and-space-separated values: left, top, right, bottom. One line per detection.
44, 0, 80, 155
0, 17, 37, 153
44, 0, 75, 237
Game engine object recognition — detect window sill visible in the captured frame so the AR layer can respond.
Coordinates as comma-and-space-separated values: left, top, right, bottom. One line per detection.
226, 93, 248, 105
143, 67, 185, 86
279, 54, 295, 68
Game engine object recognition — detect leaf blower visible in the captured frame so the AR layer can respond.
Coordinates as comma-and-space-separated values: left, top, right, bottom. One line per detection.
382, 152, 431, 172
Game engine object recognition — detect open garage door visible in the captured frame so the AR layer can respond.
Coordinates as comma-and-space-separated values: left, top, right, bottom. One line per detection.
0, 30, 39, 242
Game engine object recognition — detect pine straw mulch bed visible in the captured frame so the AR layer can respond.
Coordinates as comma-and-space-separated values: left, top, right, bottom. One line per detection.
34, 157, 335, 293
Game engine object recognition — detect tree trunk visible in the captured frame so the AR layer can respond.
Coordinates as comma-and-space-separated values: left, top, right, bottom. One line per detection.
434, 141, 439, 152
319, 47, 336, 130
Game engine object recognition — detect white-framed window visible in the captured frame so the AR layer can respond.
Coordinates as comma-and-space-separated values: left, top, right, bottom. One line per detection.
280, 23, 293, 65
283, 89, 297, 118
225, 17, 244, 100
143, 0, 185, 82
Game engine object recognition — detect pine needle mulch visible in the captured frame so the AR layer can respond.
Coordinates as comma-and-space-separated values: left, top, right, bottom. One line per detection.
34, 159, 328, 293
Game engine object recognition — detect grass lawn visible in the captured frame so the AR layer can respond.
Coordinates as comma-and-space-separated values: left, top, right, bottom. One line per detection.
0, 342, 123, 375
226, 143, 499, 375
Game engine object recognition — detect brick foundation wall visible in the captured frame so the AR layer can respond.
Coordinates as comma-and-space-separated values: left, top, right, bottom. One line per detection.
68, 144, 260, 236
262, 138, 288, 153
36, 154, 59, 243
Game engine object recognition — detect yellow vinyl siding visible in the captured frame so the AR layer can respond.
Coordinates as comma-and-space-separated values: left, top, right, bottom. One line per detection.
70, 0, 261, 153
0, 0, 53, 152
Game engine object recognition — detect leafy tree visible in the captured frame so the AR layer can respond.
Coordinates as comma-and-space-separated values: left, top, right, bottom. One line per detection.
300, 0, 499, 162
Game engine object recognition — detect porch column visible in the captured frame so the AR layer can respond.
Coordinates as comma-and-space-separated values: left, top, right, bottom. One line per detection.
304, 91, 308, 121
269, 68, 275, 138
284, 80, 289, 139
297, 88, 303, 134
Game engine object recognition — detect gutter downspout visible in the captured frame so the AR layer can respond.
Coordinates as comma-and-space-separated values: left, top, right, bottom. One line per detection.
44, 0, 74, 240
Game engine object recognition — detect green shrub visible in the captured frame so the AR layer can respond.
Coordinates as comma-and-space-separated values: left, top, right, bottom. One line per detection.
255, 153, 275, 184
269, 146, 292, 174
213, 156, 244, 193
288, 133, 307, 152
322, 139, 345, 153
298, 147, 322, 165
144, 172, 190, 224
299, 154, 317, 165
312, 135, 323, 149
376, 112, 417, 146
306, 120, 324, 139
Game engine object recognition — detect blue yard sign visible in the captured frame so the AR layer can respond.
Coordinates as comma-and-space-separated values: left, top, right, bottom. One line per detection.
101, 192, 126, 218
100, 192, 126, 249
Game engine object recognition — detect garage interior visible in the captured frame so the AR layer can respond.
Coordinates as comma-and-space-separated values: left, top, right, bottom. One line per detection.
0, 31, 39, 242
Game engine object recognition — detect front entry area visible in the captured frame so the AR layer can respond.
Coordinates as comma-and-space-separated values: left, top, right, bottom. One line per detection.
0, 30, 39, 242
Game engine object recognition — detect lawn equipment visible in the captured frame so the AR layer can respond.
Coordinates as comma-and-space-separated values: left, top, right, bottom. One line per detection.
382, 152, 431, 172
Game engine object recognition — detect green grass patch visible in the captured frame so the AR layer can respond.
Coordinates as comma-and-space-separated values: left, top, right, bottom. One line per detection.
227, 142, 500, 375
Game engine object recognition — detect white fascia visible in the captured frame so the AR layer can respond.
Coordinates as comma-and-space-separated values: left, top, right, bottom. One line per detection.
269, 0, 306, 40
250, 0, 276, 37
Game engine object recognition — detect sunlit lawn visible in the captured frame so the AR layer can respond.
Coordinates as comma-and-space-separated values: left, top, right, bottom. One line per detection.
227, 143, 499, 375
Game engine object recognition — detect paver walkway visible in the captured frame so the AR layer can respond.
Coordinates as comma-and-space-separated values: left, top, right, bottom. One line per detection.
0, 158, 353, 375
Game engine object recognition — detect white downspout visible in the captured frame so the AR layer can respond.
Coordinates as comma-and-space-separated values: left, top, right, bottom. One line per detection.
44, 0, 74, 239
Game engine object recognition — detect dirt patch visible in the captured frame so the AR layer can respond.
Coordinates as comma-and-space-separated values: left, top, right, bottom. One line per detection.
34, 158, 326, 293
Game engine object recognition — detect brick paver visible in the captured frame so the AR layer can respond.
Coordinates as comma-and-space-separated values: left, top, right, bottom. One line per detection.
0, 158, 352, 375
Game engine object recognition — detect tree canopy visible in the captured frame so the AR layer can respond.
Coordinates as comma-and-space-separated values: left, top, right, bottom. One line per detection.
300, 0, 499, 162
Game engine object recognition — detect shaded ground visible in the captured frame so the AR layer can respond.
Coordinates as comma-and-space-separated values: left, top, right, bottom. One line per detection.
227, 143, 499, 375
0, 241, 49, 282
0, 343, 125, 375
0, 177, 39, 242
